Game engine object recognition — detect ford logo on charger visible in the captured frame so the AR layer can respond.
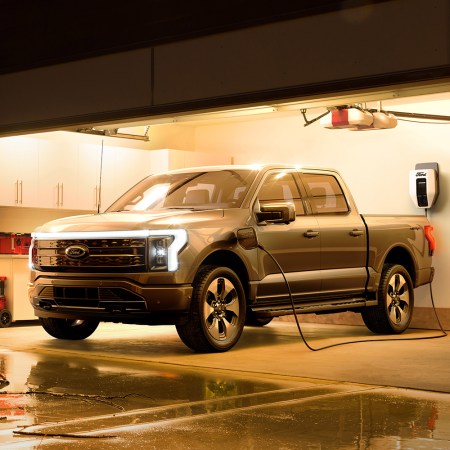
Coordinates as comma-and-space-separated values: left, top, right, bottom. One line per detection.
65, 244, 89, 260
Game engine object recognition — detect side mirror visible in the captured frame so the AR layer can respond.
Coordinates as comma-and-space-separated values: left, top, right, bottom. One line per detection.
256, 202, 295, 224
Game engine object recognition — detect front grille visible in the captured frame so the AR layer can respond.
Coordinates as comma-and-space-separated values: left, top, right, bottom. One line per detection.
32, 238, 147, 272
37, 286, 147, 312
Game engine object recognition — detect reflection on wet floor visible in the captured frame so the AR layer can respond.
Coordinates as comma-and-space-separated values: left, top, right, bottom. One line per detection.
0, 349, 450, 449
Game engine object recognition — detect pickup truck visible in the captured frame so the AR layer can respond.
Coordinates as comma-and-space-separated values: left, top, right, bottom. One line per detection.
29, 164, 435, 352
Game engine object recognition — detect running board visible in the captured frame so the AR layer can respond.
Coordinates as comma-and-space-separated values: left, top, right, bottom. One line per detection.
251, 297, 377, 318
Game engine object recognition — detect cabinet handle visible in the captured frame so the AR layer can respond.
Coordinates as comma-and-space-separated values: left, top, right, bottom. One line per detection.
15, 180, 23, 205
56, 182, 64, 207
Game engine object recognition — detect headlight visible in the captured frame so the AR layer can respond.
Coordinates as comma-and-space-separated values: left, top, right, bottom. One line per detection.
148, 237, 173, 271
147, 229, 188, 271
29, 238, 37, 270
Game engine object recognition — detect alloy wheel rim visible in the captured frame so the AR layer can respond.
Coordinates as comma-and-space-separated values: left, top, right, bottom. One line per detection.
203, 276, 240, 342
386, 273, 410, 326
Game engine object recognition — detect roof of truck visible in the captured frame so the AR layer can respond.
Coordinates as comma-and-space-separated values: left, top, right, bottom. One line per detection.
160, 164, 337, 175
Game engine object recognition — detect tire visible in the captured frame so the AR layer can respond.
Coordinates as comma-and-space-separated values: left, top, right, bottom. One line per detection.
176, 265, 246, 352
0, 309, 12, 328
361, 264, 414, 334
39, 318, 99, 340
245, 311, 273, 327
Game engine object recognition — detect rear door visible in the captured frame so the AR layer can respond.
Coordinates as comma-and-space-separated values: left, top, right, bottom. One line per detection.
300, 172, 368, 296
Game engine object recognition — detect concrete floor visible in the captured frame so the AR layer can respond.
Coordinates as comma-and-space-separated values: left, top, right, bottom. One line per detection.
0, 320, 449, 449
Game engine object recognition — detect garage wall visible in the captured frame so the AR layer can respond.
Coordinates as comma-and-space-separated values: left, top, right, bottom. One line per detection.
193, 101, 450, 327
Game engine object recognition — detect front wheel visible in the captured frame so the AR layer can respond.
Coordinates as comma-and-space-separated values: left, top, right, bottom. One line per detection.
361, 264, 414, 334
39, 318, 99, 340
176, 265, 246, 352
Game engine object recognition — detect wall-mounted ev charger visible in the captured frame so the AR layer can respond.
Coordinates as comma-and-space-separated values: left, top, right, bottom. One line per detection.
409, 162, 439, 209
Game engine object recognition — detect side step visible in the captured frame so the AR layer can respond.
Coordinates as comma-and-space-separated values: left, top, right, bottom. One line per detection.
251, 297, 377, 318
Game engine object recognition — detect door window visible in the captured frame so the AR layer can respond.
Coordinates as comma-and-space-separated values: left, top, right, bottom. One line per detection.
301, 174, 349, 214
257, 172, 305, 215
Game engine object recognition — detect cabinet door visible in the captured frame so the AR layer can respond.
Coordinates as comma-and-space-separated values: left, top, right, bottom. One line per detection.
0, 137, 39, 207
94, 145, 117, 211
78, 143, 101, 211
98, 147, 151, 211
77, 143, 120, 211
37, 141, 79, 209
114, 147, 151, 195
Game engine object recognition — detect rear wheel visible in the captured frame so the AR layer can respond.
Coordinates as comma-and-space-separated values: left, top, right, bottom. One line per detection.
176, 265, 246, 352
39, 318, 99, 340
361, 264, 414, 334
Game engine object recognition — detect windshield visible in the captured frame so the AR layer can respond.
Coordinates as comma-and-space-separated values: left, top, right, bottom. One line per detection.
106, 169, 258, 212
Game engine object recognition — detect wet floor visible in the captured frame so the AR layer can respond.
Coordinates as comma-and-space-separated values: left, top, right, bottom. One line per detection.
0, 322, 450, 449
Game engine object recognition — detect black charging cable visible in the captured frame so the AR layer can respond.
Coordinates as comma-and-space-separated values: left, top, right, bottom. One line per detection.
258, 243, 447, 351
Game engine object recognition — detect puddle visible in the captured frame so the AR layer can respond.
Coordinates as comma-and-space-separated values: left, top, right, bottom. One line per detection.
0, 347, 449, 449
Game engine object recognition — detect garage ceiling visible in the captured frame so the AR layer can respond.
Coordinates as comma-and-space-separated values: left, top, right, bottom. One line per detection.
1, 1, 448, 137
83, 82, 450, 138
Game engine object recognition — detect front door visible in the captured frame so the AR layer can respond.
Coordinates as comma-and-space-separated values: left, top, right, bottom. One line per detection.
253, 170, 321, 303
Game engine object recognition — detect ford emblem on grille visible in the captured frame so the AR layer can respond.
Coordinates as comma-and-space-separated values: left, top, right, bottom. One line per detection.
65, 244, 89, 260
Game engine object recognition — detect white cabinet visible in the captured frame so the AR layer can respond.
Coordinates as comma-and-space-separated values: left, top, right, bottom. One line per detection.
0, 137, 39, 207
96, 146, 152, 211
0, 135, 207, 212
94, 145, 119, 211
78, 143, 103, 211
76, 144, 154, 212
114, 146, 152, 193
37, 141, 79, 209
77, 143, 130, 212
37, 140, 118, 211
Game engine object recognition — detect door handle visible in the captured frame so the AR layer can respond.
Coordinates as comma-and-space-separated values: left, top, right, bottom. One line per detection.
304, 230, 319, 238
349, 229, 364, 237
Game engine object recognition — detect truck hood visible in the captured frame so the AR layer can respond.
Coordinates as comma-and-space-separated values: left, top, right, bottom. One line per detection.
33, 209, 225, 233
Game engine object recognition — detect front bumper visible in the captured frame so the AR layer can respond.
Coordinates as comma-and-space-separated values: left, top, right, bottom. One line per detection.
29, 276, 193, 325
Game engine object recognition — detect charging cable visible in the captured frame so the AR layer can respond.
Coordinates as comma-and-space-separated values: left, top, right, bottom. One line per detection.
258, 243, 447, 351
